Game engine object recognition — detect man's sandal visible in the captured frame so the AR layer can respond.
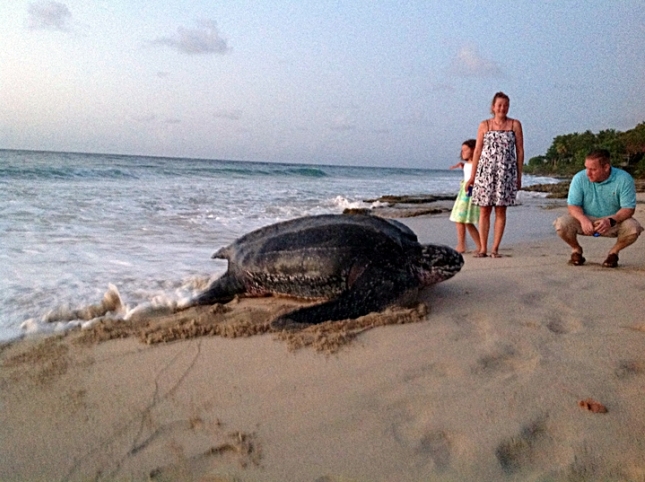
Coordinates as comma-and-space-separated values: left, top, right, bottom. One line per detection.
602, 253, 619, 268
568, 252, 585, 266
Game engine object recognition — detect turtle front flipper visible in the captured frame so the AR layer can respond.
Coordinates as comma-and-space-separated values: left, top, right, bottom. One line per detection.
271, 266, 417, 327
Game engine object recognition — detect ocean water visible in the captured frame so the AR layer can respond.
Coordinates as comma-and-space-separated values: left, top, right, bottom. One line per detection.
0, 150, 557, 341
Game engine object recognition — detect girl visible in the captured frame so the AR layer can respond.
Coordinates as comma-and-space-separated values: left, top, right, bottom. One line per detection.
449, 139, 481, 253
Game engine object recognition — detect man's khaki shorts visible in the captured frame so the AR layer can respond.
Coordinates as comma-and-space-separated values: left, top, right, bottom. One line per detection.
554, 214, 644, 239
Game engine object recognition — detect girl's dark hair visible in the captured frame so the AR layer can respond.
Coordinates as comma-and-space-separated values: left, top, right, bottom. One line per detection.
462, 139, 476, 150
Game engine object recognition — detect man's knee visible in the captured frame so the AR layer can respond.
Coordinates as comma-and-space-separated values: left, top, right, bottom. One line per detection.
617, 218, 644, 242
554, 214, 579, 237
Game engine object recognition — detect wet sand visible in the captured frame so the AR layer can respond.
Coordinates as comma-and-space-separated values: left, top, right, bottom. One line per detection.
1, 196, 645, 481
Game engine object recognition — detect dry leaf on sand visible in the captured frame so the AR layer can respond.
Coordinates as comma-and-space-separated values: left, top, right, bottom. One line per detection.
578, 398, 608, 413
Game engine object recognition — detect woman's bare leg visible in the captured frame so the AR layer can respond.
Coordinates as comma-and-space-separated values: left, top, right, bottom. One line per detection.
491, 206, 507, 255
478, 206, 492, 255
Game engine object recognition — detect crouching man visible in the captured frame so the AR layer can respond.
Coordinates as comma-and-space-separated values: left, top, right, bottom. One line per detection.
554, 149, 643, 267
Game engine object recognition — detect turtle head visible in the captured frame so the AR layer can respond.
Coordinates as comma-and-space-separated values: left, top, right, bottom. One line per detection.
413, 244, 464, 286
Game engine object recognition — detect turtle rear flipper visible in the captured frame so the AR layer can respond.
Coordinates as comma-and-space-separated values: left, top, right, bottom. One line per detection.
271, 266, 416, 326
188, 270, 246, 307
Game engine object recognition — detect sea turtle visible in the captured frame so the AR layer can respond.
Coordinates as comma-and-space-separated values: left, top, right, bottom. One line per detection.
186, 213, 463, 326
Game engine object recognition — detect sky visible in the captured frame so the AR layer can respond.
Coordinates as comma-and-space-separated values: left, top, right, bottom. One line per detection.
1, 1, 644, 169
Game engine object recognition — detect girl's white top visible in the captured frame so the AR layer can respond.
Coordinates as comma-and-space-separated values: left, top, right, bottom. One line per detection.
463, 161, 473, 181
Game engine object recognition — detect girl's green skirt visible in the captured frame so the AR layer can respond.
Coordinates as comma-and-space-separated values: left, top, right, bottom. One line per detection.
449, 181, 480, 224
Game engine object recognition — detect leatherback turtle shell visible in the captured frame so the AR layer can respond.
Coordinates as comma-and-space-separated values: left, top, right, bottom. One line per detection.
214, 214, 418, 299
189, 213, 463, 325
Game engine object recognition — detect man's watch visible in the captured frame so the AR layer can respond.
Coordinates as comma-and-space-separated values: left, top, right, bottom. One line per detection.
609, 217, 617, 227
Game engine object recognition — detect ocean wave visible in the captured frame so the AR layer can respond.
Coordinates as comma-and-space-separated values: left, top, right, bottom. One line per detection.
18, 281, 198, 338
176, 164, 329, 179
0, 163, 331, 181
0, 166, 138, 181
331, 195, 368, 211
281, 167, 328, 178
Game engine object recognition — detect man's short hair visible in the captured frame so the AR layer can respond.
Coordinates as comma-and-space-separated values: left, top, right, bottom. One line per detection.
586, 149, 611, 166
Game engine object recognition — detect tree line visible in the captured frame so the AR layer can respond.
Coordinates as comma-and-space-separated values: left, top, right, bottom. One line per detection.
524, 122, 645, 178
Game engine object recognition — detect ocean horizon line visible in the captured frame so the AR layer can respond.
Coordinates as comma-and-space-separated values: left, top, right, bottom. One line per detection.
0, 147, 454, 173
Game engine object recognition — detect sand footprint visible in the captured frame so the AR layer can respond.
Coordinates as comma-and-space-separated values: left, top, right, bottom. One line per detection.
389, 410, 454, 472
520, 290, 547, 308
475, 343, 516, 374
495, 417, 558, 475
615, 359, 645, 379
520, 285, 587, 336
401, 362, 451, 382
545, 312, 584, 335
473, 342, 539, 377
417, 430, 451, 471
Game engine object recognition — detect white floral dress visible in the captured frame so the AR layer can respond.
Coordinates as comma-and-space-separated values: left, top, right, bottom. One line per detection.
472, 126, 518, 207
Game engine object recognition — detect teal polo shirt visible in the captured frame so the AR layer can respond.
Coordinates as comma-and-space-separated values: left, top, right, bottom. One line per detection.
567, 167, 637, 218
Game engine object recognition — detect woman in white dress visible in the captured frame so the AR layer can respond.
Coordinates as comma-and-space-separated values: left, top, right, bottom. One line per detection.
465, 92, 524, 258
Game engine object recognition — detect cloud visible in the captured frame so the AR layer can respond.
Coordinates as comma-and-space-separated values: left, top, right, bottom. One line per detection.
328, 106, 359, 132
154, 20, 230, 55
449, 46, 502, 78
131, 114, 157, 123
371, 128, 391, 135
329, 115, 356, 132
395, 110, 431, 127
213, 109, 242, 120
27, 1, 71, 31
431, 82, 456, 92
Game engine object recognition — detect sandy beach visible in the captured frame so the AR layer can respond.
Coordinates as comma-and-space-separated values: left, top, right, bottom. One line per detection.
2, 196, 645, 481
